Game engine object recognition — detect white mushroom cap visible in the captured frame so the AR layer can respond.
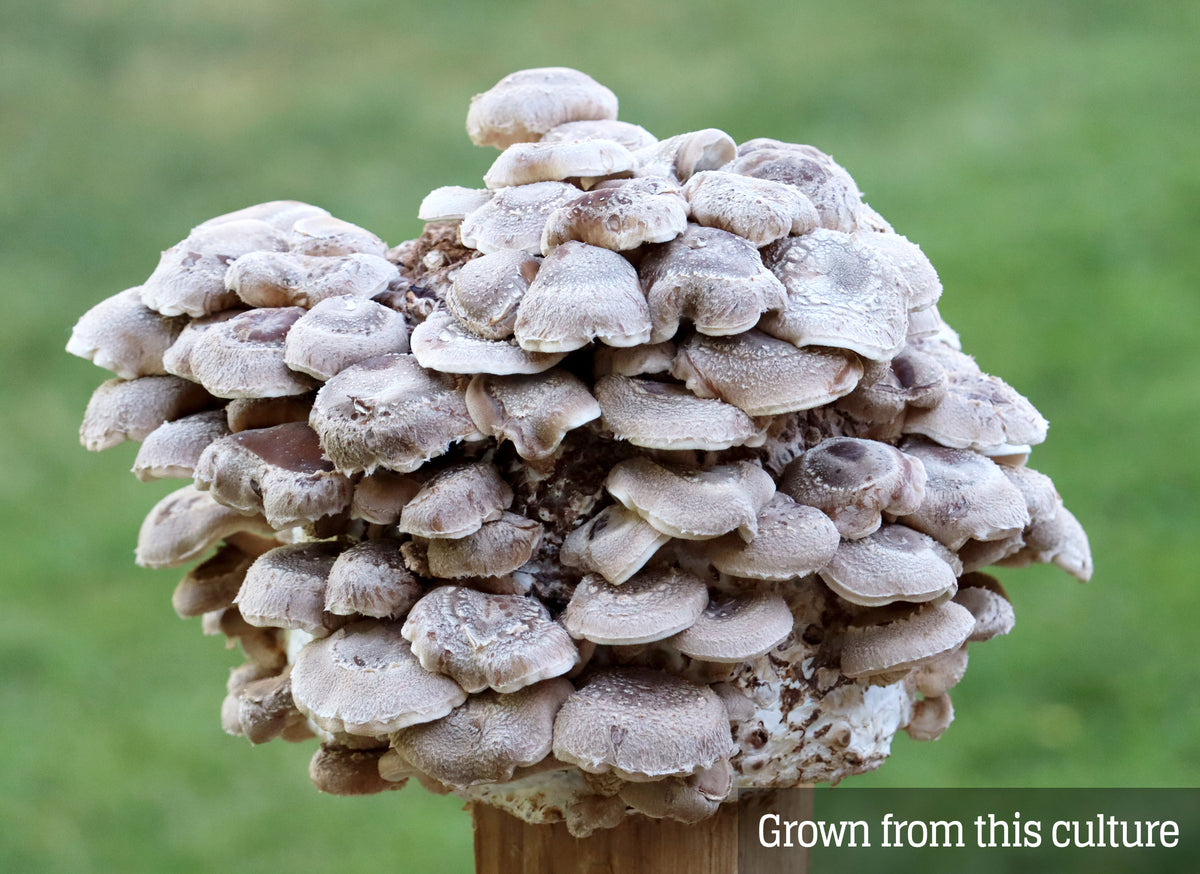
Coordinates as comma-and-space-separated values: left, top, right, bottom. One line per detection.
671, 329, 862, 416
411, 311, 565, 375
592, 341, 676, 378
559, 503, 671, 585
424, 512, 543, 579
235, 541, 343, 634
953, 574, 1016, 642
683, 170, 819, 247
282, 295, 410, 381
594, 375, 766, 451
460, 181, 581, 255
401, 586, 577, 693
905, 694, 955, 742
699, 493, 840, 581
397, 462, 513, 539
161, 310, 244, 381
779, 437, 928, 540
132, 409, 231, 482
417, 186, 494, 223
445, 249, 539, 340
140, 219, 289, 317
540, 177, 689, 254
325, 539, 423, 619
391, 679, 573, 789
666, 592, 794, 663
605, 457, 775, 541
759, 229, 910, 360
727, 141, 864, 233
819, 524, 960, 607
633, 129, 737, 183
998, 501, 1093, 582
135, 484, 273, 569
465, 369, 602, 461
192, 200, 330, 234
840, 601, 976, 679
835, 343, 948, 428
80, 375, 213, 451
67, 286, 186, 379
291, 619, 467, 735
188, 307, 317, 399
639, 225, 787, 343
902, 369, 1049, 455
551, 667, 734, 781
225, 251, 399, 308
513, 241, 651, 352
563, 568, 709, 645
854, 230, 942, 311
541, 119, 657, 150
308, 353, 479, 475
467, 67, 619, 149
288, 214, 388, 258
483, 139, 635, 189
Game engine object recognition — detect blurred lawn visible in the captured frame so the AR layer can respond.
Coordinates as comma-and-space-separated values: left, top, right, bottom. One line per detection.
2, 0, 1198, 871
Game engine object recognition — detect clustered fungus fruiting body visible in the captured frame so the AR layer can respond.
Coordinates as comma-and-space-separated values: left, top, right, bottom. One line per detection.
69, 67, 1092, 836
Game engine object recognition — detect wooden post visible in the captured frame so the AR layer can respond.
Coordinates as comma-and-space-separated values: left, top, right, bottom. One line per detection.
472, 789, 813, 874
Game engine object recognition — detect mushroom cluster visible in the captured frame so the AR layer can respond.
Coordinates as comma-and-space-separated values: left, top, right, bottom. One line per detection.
69, 67, 1091, 835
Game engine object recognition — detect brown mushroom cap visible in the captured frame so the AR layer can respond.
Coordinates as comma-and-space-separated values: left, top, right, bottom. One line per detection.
671, 329, 862, 416
905, 694, 955, 742
540, 177, 689, 254
594, 374, 765, 451
132, 409, 231, 482
460, 181, 582, 254
666, 592, 794, 663
727, 141, 864, 233
188, 307, 317, 399
235, 541, 343, 635
483, 139, 635, 189
401, 586, 577, 693
840, 601, 976, 678
683, 170, 819, 247
779, 437, 928, 540
639, 225, 787, 343
349, 470, 421, 525
563, 568, 709, 645
902, 369, 1049, 455
424, 512, 543, 579
225, 395, 313, 433
291, 619, 467, 735
700, 493, 840, 581
80, 375, 213, 452
135, 484, 273, 569
225, 251, 399, 308
513, 241, 651, 352
559, 503, 671, 585
998, 501, 1093, 582
172, 540, 261, 618
954, 575, 1016, 642
283, 295, 410, 381
411, 311, 566, 375
759, 229, 910, 360
445, 249, 540, 340
819, 524, 960, 607
309, 745, 402, 796
465, 369, 602, 461
618, 758, 732, 823
308, 353, 479, 475
397, 462, 514, 539
466, 67, 619, 149
325, 539, 424, 619
551, 667, 734, 781
390, 679, 573, 788
606, 457, 775, 541
67, 286, 186, 379
194, 422, 353, 528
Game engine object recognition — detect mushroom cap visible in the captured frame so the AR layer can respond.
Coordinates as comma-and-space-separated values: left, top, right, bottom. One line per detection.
683, 170, 819, 247
467, 67, 619, 149
193, 200, 332, 234
513, 241, 651, 352
67, 286, 186, 379
309, 745, 402, 796
540, 177, 689, 254
465, 369, 602, 460
283, 295, 410, 381
135, 484, 273, 569
483, 139, 635, 189
726, 141, 864, 233
605, 457, 775, 541
132, 409, 231, 482
559, 503, 671, 585
592, 341, 676, 378
390, 679, 573, 789
291, 619, 467, 735
460, 181, 581, 255
759, 229, 910, 360
225, 395, 313, 433
671, 329, 862, 416
289, 214, 388, 258
397, 462, 513, 539
325, 539, 424, 619
954, 575, 1016, 642
160, 310, 244, 382
819, 524, 960, 607
308, 353, 479, 475
902, 369, 1049, 455
424, 512, 543, 579
188, 307, 317, 399
854, 230, 942, 311
639, 225, 787, 343
235, 541, 343, 634
542, 119, 657, 151
840, 601, 976, 678
411, 311, 565, 375
836, 343, 948, 426
905, 694, 955, 742
618, 759, 731, 823
633, 129, 737, 183
349, 470, 422, 525
445, 249, 539, 340
666, 592, 794, 663
998, 501, 1093, 582
563, 567, 709, 645
594, 375, 765, 451
225, 251, 399, 308
700, 493, 840, 581
551, 667, 734, 781
417, 186, 494, 223
194, 422, 353, 529
172, 540, 260, 618
779, 437, 928, 540
401, 586, 577, 693
80, 375, 213, 452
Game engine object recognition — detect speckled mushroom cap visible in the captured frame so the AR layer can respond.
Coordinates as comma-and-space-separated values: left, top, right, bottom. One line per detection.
69, 66, 1091, 837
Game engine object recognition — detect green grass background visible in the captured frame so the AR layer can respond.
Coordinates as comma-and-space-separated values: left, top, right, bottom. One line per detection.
2, 0, 1197, 871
